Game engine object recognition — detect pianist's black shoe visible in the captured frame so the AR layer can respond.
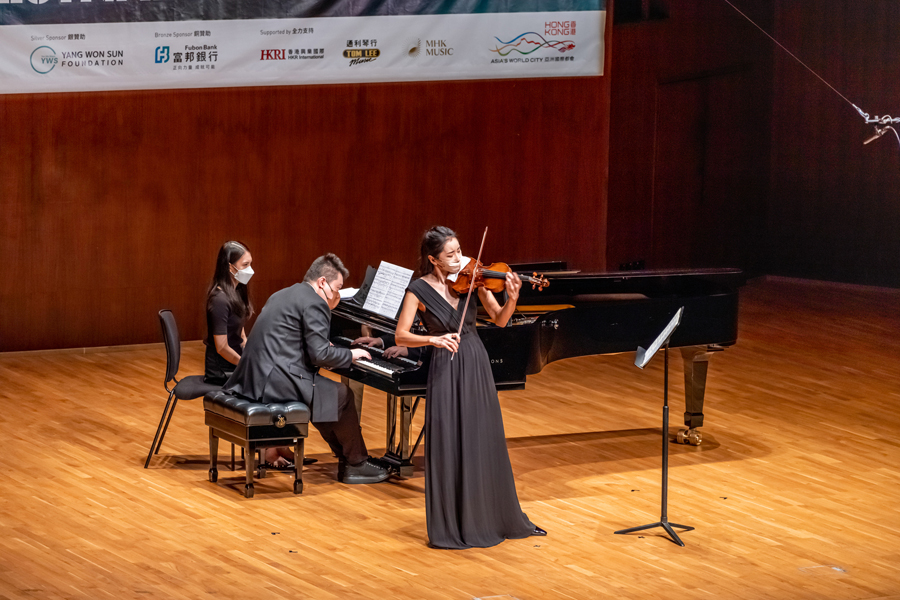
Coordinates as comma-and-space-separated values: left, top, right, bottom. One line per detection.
339, 458, 391, 484
531, 526, 548, 536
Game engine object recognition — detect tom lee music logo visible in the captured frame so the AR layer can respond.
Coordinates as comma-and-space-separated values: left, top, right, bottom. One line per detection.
343, 38, 379, 66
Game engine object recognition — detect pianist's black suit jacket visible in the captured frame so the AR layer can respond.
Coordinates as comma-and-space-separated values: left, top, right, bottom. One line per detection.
224, 282, 352, 423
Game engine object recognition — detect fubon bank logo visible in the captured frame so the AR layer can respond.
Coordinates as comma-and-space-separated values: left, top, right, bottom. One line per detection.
490, 31, 575, 57
31, 46, 57, 73
155, 46, 170, 63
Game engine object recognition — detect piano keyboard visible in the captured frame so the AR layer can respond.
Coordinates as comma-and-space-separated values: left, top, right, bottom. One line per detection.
332, 336, 420, 379
354, 357, 406, 376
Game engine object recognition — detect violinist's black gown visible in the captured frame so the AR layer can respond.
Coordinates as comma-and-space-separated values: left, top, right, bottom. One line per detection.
407, 278, 535, 549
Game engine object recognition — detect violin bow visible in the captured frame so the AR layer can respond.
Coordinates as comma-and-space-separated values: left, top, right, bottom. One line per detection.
451, 226, 488, 361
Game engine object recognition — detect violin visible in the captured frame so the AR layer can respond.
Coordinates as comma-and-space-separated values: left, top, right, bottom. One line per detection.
451, 259, 549, 295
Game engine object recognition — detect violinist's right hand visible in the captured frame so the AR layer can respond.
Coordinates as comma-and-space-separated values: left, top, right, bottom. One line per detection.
350, 348, 372, 362
352, 336, 383, 348
430, 333, 459, 353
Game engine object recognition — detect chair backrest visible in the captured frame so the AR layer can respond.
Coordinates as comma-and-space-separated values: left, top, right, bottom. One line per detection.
158, 310, 181, 384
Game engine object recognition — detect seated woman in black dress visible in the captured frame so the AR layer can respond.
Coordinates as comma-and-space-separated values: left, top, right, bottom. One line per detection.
205, 241, 293, 470
394, 226, 546, 549
205, 241, 253, 385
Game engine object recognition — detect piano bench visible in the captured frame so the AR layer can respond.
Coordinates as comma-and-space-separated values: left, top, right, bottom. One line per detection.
203, 390, 310, 498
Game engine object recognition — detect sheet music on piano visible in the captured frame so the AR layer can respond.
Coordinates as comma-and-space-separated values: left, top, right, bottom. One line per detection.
362, 261, 414, 319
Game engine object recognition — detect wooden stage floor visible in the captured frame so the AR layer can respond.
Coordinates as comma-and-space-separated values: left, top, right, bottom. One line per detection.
1, 278, 899, 599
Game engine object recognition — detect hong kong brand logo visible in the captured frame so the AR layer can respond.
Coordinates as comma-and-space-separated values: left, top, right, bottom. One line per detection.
490, 27, 576, 57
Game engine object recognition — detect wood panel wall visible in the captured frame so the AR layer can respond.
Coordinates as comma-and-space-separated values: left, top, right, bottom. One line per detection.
0, 17, 613, 351
606, 0, 774, 274
770, 0, 900, 287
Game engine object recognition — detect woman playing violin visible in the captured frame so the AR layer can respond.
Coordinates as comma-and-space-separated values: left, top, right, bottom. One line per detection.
394, 225, 546, 549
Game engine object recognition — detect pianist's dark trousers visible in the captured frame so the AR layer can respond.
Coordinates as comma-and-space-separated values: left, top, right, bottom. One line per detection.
314, 382, 368, 465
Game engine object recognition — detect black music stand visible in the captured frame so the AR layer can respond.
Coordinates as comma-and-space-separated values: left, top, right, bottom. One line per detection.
615, 307, 695, 546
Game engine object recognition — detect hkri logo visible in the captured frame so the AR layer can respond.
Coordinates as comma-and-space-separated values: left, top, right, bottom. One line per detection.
31, 46, 57, 74
155, 46, 170, 63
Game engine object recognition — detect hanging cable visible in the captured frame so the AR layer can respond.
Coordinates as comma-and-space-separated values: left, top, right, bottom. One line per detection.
720, 0, 900, 151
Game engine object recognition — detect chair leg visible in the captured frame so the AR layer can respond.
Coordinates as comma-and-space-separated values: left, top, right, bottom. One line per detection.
256, 449, 266, 479
293, 438, 304, 494
154, 397, 180, 455
208, 428, 219, 483
231, 443, 236, 471
244, 443, 255, 498
144, 391, 176, 468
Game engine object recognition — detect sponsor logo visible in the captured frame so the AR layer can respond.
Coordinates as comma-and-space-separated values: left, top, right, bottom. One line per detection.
260, 48, 325, 62
32, 46, 125, 71
490, 358, 504, 364
407, 38, 454, 58
30, 45, 57, 74
168, 44, 218, 71
491, 32, 575, 57
407, 38, 421, 58
545, 20, 576, 36
56, 49, 125, 68
343, 39, 378, 66
155, 46, 170, 64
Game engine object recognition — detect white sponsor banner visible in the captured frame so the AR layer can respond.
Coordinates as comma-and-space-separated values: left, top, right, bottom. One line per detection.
0, 12, 603, 94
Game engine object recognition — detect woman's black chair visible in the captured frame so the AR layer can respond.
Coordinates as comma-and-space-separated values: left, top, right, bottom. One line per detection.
144, 309, 223, 468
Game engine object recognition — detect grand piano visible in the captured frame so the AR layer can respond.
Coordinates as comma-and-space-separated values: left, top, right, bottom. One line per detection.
330, 262, 744, 476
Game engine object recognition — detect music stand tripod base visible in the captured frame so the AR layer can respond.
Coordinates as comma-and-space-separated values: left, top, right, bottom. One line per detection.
615, 520, 695, 547
616, 307, 694, 546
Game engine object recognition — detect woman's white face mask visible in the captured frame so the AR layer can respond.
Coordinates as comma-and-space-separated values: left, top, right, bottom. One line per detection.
233, 265, 254, 285
436, 256, 461, 274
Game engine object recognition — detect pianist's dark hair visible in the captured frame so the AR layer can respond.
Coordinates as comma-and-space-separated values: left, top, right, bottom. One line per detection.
207, 241, 253, 320
304, 253, 350, 284
418, 226, 457, 276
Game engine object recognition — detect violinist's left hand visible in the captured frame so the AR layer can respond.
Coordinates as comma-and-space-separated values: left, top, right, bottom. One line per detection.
504, 271, 522, 300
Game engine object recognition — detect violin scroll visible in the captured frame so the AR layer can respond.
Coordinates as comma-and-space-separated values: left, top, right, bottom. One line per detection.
529, 272, 550, 291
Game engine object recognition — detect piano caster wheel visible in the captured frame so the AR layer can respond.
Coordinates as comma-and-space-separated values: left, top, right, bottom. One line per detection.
209, 468, 218, 483
244, 484, 254, 498
293, 479, 303, 494
676, 429, 702, 446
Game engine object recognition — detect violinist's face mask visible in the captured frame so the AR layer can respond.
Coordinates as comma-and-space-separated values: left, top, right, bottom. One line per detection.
433, 255, 461, 274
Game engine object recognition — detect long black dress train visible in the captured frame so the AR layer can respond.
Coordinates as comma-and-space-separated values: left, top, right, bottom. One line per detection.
407, 278, 535, 549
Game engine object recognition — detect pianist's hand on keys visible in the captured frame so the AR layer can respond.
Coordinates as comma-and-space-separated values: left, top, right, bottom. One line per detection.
350, 348, 372, 363
353, 336, 383, 348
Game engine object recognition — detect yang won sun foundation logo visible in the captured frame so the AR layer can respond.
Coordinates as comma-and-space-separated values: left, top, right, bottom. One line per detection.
31, 46, 57, 73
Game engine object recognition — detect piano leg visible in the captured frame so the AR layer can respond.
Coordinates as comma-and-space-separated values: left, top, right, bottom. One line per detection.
677, 345, 724, 445
383, 394, 416, 478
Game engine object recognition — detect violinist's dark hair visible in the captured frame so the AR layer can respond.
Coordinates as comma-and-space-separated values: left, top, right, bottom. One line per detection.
418, 226, 457, 276
207, 241, 253, 320
303, 253, 349, 284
